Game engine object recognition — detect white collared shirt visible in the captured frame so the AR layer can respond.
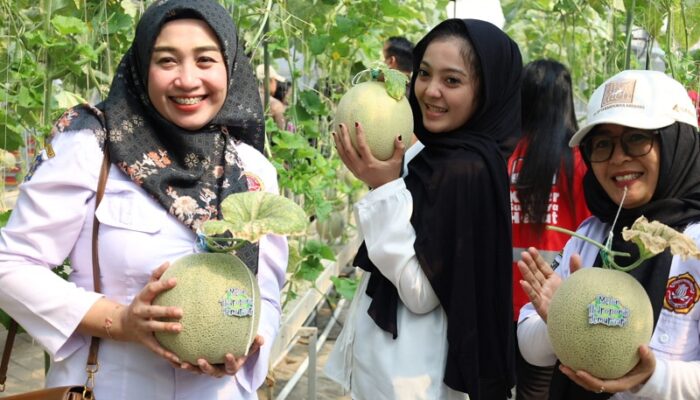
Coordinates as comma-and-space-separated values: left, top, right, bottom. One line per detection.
325, 141, 468, 400
518, 217, 700, 400
0, 129, 288, 399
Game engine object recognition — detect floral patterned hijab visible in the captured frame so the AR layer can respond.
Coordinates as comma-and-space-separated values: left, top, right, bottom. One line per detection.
53, 0, 264, 234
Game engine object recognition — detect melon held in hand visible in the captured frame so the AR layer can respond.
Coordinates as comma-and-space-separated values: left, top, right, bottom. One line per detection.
333, 68, 413, 161
547, 267, 653, 379
154, 253, 260, 363
546, 216, 700, 379
154, 191, 307, 364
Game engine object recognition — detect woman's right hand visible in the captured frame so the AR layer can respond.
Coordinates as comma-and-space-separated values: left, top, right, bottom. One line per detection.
118, 261, 183, 363
333, 122, 405, 189
517, 248, 582, 322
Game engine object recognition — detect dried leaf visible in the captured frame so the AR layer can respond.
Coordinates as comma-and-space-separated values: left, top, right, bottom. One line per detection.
622, 216, 700, 260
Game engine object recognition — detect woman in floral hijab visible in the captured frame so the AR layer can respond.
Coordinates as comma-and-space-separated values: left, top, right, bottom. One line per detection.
0, 1, 287, 398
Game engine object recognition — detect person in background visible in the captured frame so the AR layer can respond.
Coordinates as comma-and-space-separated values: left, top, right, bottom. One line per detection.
383, 36, 415, 78
518, 69, 700, 400
688, 89, 700, 127
509, 59, 591, 399
382, 36, 416, 143
256, 64, 287, 130
0, 1, 288, 398
326, 18, 522, 400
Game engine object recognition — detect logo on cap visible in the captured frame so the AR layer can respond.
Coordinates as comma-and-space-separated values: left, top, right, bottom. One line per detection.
601, 80, 637, 108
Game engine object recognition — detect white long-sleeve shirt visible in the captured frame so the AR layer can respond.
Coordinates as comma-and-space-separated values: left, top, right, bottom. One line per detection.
325, 142, 468, 400
0, 129, 288, 399
518, 217, 700, 400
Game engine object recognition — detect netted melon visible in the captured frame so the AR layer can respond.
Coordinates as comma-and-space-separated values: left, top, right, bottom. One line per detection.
154, 253, 260, 364
547, 267, 653, 379
333, 81, 413, 161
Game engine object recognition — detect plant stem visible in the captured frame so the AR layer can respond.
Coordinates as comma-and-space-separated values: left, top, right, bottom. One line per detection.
546, 225, 631, 258
624, 0, 636, 70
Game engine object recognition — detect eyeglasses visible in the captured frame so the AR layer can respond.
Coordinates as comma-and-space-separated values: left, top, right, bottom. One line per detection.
581, 130, 657, 163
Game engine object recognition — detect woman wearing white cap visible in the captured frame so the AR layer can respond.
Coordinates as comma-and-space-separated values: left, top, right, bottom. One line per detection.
517, 69, 700, 400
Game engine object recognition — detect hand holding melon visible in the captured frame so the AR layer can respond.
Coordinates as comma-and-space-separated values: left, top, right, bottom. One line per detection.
558, 344, 656, 395
333, 67, 414, 161
332, 67, 413, 189
152, 191, 307, 370
520, 216, 700, 382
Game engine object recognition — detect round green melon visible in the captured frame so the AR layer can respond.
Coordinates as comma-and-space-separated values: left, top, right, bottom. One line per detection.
547, 268, 653, 379
153, 253, 260, 364
316, 211, 345, 242
333, 81, 413, 161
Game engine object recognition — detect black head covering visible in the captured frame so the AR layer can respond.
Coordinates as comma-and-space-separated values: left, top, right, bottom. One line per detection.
51, 0, 264, 233
48, 0, 264, 270
549, 122, 700, 399
354, 19, 522, 399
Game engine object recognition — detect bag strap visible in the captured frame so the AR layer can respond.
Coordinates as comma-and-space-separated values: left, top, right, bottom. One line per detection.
0, 147, 111, 392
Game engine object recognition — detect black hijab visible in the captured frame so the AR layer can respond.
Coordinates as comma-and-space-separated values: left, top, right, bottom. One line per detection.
49, 0, 264, 269
354, 19, 522, 399
549, 122, 700, 399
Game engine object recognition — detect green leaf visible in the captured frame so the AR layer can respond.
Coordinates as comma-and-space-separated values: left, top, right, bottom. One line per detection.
335, 16, 354, 35
53, 89, 86, 110
380, 67, 409, 100
0, 210, 12, 228
51, 15, 86, 35
120, 0, 139, 18
298, 90, 326, 115
107, 12, 134, 34
295, 257, 324, 281
286, 241, 303, 274
308, 36, 329, 55
301, 239, 336, 260
201, 192, 307, 243
0, 130, 26, 151
331, 276, 359, 300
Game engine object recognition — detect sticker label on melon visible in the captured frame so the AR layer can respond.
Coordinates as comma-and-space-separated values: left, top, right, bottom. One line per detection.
219, 288, 254, 317
588, 295, 630, 327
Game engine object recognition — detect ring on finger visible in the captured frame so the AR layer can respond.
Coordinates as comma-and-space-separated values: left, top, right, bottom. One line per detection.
597, 386, 605, 394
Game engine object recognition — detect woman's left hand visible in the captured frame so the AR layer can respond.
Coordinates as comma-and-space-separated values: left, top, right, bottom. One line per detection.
559, 345, 656, 394
173, 335, 264, 377
333, 122, 404, 189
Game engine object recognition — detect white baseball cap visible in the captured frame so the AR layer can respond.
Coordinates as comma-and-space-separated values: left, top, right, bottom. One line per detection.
255, 64, 286, 82
569, 70, 699, 147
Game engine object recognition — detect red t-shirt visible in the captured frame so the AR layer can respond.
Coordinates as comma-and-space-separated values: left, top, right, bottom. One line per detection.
509, 140, 591, 320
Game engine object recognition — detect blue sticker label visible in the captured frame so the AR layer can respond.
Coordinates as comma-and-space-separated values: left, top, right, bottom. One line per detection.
219, 288, 254, 317
588, 295, 629, 327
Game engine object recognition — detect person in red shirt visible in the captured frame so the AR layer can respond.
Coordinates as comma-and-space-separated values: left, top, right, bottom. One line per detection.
509, 59, 591, 400
688, 89, 700, 128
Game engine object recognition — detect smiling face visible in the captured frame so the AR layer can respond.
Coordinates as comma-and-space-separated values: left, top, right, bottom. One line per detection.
148, 19, 228, 131
588, 124, 660, 209
413, 37, 479, 133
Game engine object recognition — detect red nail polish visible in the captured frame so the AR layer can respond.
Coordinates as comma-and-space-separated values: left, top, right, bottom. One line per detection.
398, 135, 403, 141
354, 122, 359, 128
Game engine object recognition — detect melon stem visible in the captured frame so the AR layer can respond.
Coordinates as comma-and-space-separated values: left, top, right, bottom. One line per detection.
546, 226, 660, 272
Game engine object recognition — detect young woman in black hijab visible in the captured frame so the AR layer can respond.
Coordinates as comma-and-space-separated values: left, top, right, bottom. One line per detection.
0, 1, 287, 398
518, 70, 700, 399
326, 19, 522, 400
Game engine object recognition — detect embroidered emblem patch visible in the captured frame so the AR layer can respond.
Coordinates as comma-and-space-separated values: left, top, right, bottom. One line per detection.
601, 79, 636, 107
663, 272, 700, 314
219, 288, 254, 317
588, 295, 629, 327
244, 171, 264, 192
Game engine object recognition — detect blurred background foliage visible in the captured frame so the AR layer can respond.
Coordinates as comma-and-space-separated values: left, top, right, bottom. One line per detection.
0, 0, 698, 254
